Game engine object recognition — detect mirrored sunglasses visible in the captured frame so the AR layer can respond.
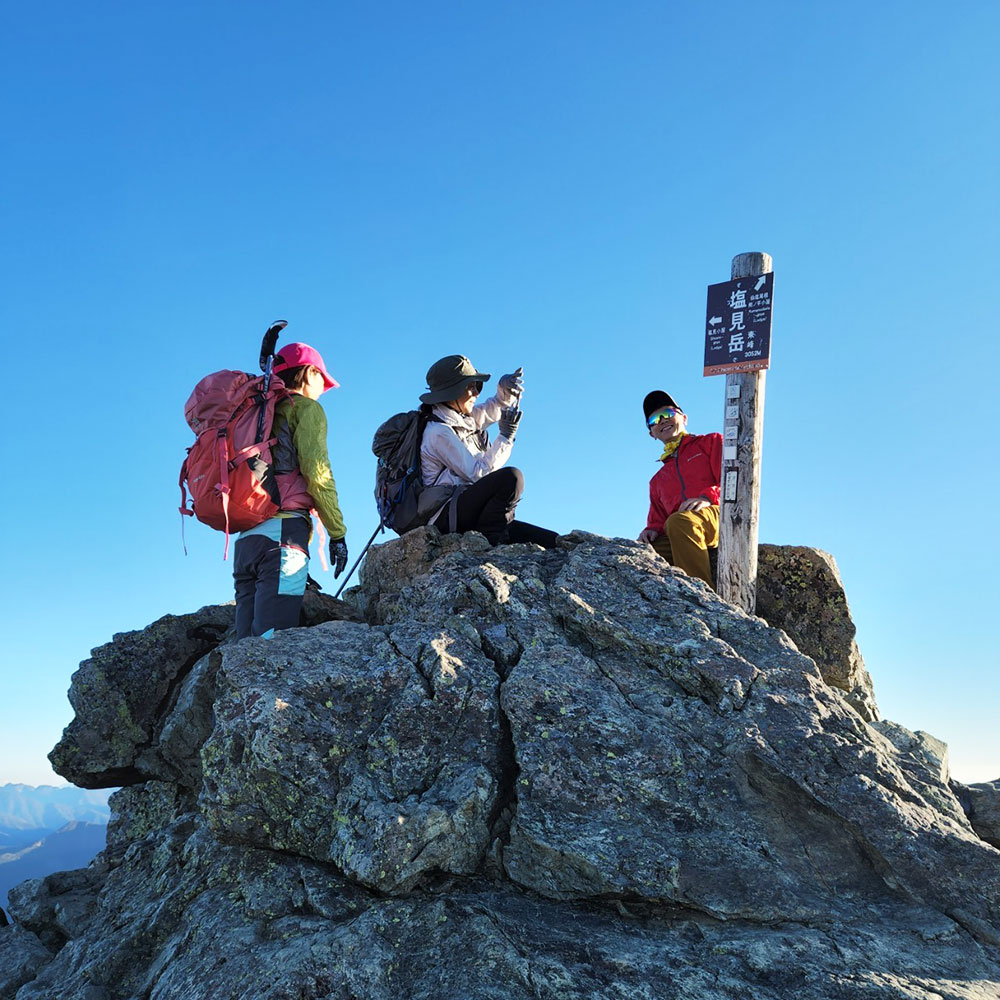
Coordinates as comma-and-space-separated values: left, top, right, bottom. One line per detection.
647, 407, 680, 427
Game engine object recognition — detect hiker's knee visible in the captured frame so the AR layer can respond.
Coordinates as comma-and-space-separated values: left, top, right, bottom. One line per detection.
665, 509, 699, 539
492, 466, 524, 501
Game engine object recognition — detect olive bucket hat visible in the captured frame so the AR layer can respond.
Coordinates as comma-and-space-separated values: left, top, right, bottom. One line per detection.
420, 355, 492, 404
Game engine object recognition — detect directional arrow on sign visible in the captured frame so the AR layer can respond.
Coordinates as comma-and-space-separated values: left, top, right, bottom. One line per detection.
705, 270, 773, 377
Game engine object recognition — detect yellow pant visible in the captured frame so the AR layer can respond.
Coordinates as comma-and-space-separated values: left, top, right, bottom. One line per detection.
651, 505, 720, 588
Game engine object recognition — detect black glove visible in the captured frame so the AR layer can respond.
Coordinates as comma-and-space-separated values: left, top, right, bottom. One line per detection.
329, 537, 349, 578
498, 366, 524, 404
498, 406, 522, 442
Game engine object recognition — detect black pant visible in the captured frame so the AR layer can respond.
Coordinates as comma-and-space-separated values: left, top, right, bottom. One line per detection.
433, 467, 558, 548
233, 516, 311, 639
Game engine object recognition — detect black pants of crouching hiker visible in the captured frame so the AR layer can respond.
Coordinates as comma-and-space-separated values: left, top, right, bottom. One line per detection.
433, 467, 558, 548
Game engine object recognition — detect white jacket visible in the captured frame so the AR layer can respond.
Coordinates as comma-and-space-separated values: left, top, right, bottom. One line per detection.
420, 395, 514, 488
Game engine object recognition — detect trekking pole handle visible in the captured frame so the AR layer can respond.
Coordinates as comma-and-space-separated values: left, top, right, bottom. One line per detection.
256, 320, 287, 443
259, 320, 288, 373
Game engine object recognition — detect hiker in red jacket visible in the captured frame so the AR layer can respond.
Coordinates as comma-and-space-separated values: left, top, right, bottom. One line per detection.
637, 390, 721, 588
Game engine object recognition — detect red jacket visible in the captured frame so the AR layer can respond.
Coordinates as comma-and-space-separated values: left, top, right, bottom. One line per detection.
645, 432, 722, 532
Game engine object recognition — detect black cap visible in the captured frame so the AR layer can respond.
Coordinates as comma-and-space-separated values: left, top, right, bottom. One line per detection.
643, 390, 681, 422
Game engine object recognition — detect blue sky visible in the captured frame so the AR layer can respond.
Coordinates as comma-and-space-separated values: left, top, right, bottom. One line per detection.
2, 2, 997, 786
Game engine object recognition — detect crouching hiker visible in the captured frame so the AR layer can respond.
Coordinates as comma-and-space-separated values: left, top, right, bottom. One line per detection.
637, 390, 721, 588
419, 355, 558, 547
233, 343, 349, 638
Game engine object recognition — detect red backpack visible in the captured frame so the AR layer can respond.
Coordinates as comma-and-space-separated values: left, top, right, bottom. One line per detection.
178, 370, 292, 557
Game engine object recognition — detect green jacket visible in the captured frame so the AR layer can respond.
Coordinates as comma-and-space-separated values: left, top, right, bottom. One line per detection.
273, 395, 346, 540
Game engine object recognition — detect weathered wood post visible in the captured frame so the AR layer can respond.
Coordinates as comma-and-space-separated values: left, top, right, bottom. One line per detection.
716, 251, 772, 613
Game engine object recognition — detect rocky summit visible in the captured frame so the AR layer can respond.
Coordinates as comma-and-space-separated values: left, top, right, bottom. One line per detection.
3, 530, 1000, 999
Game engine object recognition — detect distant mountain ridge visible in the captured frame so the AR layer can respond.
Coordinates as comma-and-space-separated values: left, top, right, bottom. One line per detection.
0, 784, 110, 850
1, 821, 107, 911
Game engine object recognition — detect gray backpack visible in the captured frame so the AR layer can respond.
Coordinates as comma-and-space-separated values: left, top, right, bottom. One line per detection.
372, 409, 455, 535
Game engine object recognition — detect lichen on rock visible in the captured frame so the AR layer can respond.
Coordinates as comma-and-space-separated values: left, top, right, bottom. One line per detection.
4, 529, 1000, 999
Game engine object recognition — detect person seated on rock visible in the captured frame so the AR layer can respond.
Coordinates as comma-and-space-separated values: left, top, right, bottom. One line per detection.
233, 342, 349, 639
418, 355, 558, 547
637, 390, 721, 588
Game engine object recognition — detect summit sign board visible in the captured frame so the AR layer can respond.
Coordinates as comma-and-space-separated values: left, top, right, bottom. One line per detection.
704, 272, 774, 376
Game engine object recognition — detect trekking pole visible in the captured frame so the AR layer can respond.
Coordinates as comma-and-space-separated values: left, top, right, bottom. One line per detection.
334, 521, 384, 599
256, 319, 288, 442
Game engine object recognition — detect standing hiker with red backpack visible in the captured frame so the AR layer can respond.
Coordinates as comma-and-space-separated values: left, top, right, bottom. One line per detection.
230, 342, 349, 638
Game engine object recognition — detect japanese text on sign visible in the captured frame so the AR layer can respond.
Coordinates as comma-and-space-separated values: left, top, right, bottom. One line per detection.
704, 272, 774, 377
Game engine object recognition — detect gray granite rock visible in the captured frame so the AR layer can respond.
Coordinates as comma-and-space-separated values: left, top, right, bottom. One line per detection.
47, 605, 234, 789
198, 620, 502, 893
7, 530, 999, 999
0, 926, 50, 999
48, 593, 363, 792
4, 815, 999, 999
300, 581, 366, 627
106, 781, 195, 848
757, 544, 878, 720
360, 534, 998, 931
953, 779, 1000, 849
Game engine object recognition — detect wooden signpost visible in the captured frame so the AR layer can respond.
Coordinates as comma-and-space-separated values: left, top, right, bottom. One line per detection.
704, 252, 774, 614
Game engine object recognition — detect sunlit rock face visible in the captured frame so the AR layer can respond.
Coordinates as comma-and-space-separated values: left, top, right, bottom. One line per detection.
3, 530, 1000, 1000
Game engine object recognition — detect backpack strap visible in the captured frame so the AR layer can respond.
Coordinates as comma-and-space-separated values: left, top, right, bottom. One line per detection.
447, 490, 461, 532
214, 429, 233, 559
230, 436, 277, 467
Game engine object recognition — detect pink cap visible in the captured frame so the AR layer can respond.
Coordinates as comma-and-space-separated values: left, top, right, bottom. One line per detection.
272, 342, 339, 390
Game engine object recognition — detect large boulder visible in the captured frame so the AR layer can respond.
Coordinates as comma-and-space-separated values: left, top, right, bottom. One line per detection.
756, 543, 878, 720
4, 530, 999, 999
47, 605, 234, 789
198, 620, 503, 892
0, 927, 49, 1000
4, 816, 995, 1000
953, 780, 1000, 849
48, 594, 363, 791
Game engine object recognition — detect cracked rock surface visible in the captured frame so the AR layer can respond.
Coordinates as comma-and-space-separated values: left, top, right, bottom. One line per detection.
3, 530, 1000, 999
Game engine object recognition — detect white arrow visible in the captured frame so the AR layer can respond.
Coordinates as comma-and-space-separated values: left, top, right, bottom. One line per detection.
754, 275, 766, 291
708, 315, 723, 326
